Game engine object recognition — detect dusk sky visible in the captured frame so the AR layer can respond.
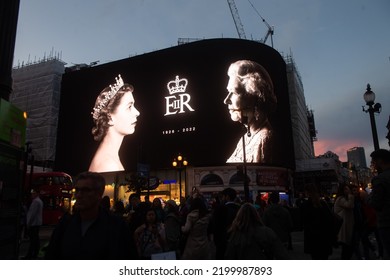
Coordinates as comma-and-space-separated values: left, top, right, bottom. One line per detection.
13, 0, 390, 162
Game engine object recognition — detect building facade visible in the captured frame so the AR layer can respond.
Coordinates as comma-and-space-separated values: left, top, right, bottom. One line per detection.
12, 39, 324, 205
347, 146, 367, 169
11, 57, 65, 169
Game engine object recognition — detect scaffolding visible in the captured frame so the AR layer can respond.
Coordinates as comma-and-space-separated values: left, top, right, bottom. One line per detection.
10, 58, 65, 169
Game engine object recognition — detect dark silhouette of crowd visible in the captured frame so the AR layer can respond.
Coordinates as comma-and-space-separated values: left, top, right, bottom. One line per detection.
43, 150, 390, 260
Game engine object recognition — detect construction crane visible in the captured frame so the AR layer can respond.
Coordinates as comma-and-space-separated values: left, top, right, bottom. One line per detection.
227, 0, 274, 47
227, 0, 247, 39
247, 0, 274, 47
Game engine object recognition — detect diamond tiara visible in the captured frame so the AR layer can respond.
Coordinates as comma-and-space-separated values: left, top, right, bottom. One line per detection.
91, 74, 124, 120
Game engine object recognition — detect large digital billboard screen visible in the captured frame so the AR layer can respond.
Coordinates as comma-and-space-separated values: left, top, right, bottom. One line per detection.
55, 39, 295, 175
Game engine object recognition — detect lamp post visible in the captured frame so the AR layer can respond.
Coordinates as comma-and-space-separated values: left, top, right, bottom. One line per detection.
172, 154, 188, 201
241, 115, 250, 202
362, 84, 381, 151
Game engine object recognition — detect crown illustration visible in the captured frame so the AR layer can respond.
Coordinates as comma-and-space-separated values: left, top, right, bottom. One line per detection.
167, 75, 188, 94
91, 74, 124, 120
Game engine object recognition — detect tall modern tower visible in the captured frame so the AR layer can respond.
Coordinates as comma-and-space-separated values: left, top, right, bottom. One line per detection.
347, 147, 367, 169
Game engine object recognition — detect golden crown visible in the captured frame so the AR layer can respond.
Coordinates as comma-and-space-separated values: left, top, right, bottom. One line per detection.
91, 74, 124, 120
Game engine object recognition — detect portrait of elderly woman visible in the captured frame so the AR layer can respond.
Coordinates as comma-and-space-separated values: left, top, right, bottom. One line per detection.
89, 74, 140, 173
224, 60, 277, 164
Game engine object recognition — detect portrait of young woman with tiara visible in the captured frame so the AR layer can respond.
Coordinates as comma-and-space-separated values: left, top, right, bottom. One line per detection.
89, 74, 140, 173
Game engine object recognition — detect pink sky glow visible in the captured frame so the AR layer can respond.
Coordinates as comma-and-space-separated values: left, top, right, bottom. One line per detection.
313, 139, 368, 162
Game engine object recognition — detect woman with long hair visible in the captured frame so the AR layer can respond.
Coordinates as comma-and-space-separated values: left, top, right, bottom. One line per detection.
181, 197, 213, 259
225, 203, 288, 259
301, 183, 334, 259
334, 184, 355, 259
134, 208, 166, 259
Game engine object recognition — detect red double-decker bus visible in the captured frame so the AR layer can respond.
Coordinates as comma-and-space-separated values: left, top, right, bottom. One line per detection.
25, 172, 73, 225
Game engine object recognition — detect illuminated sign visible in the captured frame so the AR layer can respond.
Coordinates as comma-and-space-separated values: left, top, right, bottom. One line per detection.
56, 39, 295, 174
0, 98, 26, 148
164, 75, 195, 116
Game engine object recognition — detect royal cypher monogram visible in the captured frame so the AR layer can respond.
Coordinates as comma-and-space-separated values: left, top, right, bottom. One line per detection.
164, 75, 195, 116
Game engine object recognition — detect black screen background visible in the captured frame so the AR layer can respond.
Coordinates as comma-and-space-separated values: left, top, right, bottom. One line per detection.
56, 39, 295, 175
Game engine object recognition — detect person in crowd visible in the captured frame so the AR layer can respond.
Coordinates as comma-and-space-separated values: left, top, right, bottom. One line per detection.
211, 187, 241, 259
360, 189, 384, 259
19, 199, 28, 243
100, 195, 111, 211
89, 74, 140, 173
112, 200, 126, 220
225, 203, 289, 259
295, 192, 306, 209
223, 59, 277, 164
143, 195, 152, 208
164, 200, 182, 257
181, 197, 214, 259
152, 197, 165, 223
350, 186, 366, 259
22, 189, 43, 259
262, 191, 294, 249
253, 194, 265, 217
301, 183, 334, 260
178, 196, 190, 224
334, 184, 355, 259
368, 149, 390, 259
126, 193, 148, 228
134, 207, 166, 259
45, 172, 134, 259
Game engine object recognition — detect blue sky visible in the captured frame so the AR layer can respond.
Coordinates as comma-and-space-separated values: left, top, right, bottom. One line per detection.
13, 0, 390, 161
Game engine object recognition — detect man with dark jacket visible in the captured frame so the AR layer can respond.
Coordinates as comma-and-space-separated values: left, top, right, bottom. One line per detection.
262, 192, 293, 249
211, 187, 240, 259
45, 172, 135, 259
368, 149, 390, 259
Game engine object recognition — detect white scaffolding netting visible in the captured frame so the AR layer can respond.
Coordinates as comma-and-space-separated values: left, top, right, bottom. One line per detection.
11, 58, 65, 168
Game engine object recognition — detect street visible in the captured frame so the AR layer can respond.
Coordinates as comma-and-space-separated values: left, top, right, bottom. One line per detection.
18, 227, 350, 260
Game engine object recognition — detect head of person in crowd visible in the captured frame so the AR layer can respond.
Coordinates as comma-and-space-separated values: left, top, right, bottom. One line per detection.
152, 197, 163, 209
370, 149, 390, 174
164, 199, 178, 214
73, 172, 105, 220
100, 195, 111, 210
144, 208, 158, 226
268, 191, 280, 205
336, 184, 352, 200
30, 188, 40, 200
189, 197, 208, 218
113, 200, 125, 215
221, 187, 237, 203
128, 193, 141, 209
229, 203, 262, 233
303, 183, 322, 208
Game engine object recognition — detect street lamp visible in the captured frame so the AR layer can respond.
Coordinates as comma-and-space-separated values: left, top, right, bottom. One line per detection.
241, 114, 250, 202
362, 84, 381, 151
172, 154, 188, 201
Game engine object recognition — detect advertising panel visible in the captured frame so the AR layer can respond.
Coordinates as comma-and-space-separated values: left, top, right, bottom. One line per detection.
56, 39, 294, 175
0, 98, 26, 148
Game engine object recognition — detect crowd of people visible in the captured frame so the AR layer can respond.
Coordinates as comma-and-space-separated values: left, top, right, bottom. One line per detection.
41, 172, 291, 260
20, 149, 389, 260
